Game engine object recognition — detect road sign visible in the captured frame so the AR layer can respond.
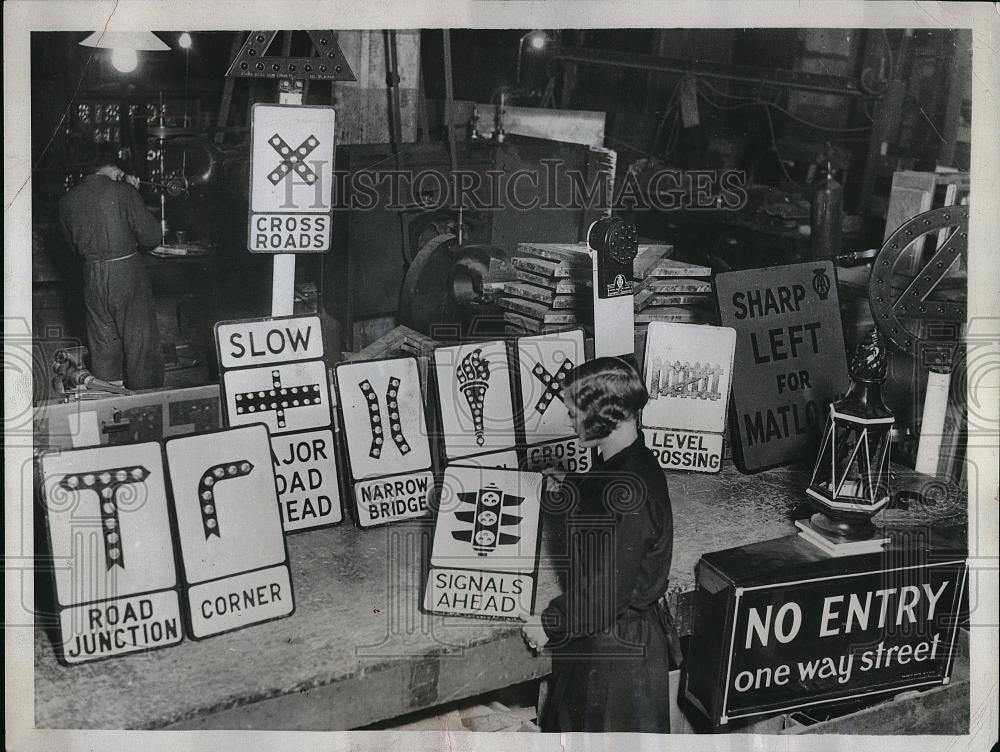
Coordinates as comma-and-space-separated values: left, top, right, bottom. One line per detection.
642, 322, 737, 473
165, 424, 294, 639
514, 330, 593, 474
516, 330, 583, 444
40, 442, 183, 663
434, 341, 517, 461
716, 261, 848, 472
215, 315, 343, 532
424, 466, 543, 620
683, 539, 967, 729
222, 360, 332, 435
249, 104, 336, 253
335, 357, 435, 527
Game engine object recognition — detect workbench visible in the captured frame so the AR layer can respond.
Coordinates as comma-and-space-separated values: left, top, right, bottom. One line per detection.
34, 462, 812, 730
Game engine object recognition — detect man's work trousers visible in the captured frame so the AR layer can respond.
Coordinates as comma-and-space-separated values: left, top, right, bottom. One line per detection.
83, 254, 164, 390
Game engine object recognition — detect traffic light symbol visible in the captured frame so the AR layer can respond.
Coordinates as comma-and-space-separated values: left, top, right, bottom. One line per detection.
452, 484, 523, 556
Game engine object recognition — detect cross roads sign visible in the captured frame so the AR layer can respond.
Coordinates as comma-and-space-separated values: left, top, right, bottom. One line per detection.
249, 104, 336, 253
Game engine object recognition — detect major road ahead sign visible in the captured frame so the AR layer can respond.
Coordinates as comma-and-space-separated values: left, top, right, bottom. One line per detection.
249, 103, 336, 253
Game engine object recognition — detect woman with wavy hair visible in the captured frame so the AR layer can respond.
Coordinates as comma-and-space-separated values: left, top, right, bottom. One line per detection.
521, 356, 676, 732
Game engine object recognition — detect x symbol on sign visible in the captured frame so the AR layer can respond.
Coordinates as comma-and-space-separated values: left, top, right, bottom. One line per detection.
531, 359, 574, 415
267, 133, 320, 185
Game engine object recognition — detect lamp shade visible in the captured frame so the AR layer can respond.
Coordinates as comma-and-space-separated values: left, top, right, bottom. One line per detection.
79, 31, 170, 51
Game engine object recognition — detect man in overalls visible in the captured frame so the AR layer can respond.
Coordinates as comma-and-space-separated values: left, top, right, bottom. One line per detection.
59, 147, 164, 390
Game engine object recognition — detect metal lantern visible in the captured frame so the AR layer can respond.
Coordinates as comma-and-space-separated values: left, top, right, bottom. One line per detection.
806, 328, 894, 541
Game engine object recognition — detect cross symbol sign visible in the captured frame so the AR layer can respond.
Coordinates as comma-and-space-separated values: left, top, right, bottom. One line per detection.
267, 133, 320, 185
235, 370, 323, 429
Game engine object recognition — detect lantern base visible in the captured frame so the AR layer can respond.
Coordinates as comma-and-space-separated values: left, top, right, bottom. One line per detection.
795, 517, 889, 558
809, 511, 876, 541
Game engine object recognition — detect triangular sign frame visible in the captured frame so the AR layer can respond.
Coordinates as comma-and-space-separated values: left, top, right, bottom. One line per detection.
227, 30, 357, 81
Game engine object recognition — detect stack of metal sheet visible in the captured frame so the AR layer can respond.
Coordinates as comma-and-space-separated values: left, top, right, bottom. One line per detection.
500, 242, 594, 335
633, 253, 715, 326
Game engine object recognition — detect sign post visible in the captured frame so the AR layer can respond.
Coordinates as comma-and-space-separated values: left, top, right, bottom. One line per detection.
588, 217, 638, 359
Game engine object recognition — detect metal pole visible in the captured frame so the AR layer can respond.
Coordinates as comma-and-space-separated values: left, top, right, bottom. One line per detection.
271, 80, 304, 317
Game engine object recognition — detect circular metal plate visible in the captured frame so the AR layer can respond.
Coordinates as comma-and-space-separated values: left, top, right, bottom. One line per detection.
868, 206, 968, 370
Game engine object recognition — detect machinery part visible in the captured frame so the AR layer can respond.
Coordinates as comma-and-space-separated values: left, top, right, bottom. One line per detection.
52, 347, 131, 396
226, 31, 356, 81
868, 206, 968, 370
398, 235, 510, 336
164, 135, 222, 190
398, 234, 462, 336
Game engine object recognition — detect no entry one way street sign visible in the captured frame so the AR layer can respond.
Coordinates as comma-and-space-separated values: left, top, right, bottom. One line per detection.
249, 103, 336, 253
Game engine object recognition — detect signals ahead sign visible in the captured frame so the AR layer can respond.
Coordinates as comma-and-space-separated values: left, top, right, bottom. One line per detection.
249, 104, 336, 253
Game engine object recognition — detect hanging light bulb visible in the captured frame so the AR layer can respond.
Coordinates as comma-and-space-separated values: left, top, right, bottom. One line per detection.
79, 31, 168, 74
178, 32, 193, 50
110, 47, 139, 73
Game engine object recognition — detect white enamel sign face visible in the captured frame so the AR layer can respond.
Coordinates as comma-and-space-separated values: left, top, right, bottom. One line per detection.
41, 442, 178, 606
354, 471, 434, 527
165, 425, 293, 638
643, 428, 725, 473
434, 341, 517, 460
523, 437, 594, 475
424, 567, 535, 620
271, 429, 343, 530
642, 322, 737, 433
40, 442, 183, 662
516, 330, 584, 444
431, 466, 543, 574
249, 104, 336, 253
222, 359, 332, 436
165, 425, 287, 583
448, 450, 521, 470
336, 358, 432, 481
216, 316, 323, 370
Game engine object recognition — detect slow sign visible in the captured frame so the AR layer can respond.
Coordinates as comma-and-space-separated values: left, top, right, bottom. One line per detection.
715, 261, 848, 472
40, 443, 183, 663
214, 315, 343, 531
249, 104, 336, 253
